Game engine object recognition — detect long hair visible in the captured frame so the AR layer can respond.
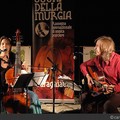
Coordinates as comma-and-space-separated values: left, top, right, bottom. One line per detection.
95, 36, 115, 61
0, 36, 12, 51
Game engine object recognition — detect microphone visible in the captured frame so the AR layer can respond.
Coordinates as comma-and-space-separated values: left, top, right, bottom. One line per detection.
73, 53, 77, 60
74, 52, 89, 55
0, 49, 7, 53
73, 52, 90, 59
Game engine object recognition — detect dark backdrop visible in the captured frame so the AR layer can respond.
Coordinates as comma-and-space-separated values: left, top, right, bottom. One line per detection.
1, 0, 120, 47
1, 0, 120, 85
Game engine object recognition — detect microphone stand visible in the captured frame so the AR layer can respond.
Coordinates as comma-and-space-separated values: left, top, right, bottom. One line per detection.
47, 57, 62, 113
31, 78, 40, 86
0, 58, 2, 114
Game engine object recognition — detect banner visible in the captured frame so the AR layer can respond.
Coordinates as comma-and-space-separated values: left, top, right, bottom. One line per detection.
83, 46, 95, 62
32, 0, 75, 103
12, 46, 31, 72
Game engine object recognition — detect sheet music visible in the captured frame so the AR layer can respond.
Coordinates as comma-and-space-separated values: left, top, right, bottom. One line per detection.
58, 74, 72, 80
33, 72, 49, 86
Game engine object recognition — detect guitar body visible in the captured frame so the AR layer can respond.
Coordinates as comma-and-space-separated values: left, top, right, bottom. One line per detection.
87, 66, 108, 96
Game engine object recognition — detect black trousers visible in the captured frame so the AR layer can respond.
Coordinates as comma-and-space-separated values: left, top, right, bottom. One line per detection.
79, 92, 120, 113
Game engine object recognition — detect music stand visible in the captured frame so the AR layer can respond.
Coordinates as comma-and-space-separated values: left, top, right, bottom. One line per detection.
14, 73, 34, 88
13, 73, 34, 112
32, 72, 49, 86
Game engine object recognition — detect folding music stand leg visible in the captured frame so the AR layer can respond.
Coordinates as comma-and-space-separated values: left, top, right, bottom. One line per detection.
24, 87, 29, 113
13, 73, 34, 113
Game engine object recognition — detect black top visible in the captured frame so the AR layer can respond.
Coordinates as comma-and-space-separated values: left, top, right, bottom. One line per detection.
0, 52, 15, 94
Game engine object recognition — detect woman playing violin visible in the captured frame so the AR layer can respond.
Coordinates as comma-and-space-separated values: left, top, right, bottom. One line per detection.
0, 36, 42, 114
80, 36, 120, 113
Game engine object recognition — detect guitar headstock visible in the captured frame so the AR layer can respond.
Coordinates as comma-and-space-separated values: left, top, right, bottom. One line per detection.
15, 29, 21, 42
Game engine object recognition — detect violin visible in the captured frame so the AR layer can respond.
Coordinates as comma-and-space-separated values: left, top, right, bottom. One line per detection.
2, 29, 31, 113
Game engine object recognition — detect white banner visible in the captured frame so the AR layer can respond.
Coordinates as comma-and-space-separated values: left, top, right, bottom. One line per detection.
12, 46, 31, 73
83, 46, 95, 62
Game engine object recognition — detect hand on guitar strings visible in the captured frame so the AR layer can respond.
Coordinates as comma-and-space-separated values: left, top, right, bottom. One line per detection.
86, 74, 94, 87
102, 84, 115, 94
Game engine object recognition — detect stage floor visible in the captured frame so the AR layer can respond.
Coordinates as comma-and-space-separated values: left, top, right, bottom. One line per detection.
41, 103, 81, 114
41, 97, 81, 114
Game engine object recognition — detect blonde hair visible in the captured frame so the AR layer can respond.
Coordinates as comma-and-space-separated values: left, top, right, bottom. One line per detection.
95, 36, 115, 61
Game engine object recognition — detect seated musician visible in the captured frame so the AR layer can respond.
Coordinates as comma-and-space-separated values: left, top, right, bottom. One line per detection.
0, 36, 42, 114
80, 36, 120, 113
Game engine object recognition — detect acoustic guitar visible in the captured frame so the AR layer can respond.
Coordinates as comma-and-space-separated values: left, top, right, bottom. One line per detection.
87, 66, 109, 96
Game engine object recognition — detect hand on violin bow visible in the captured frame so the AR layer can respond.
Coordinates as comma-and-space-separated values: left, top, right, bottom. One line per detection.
21, 61, 29, 72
